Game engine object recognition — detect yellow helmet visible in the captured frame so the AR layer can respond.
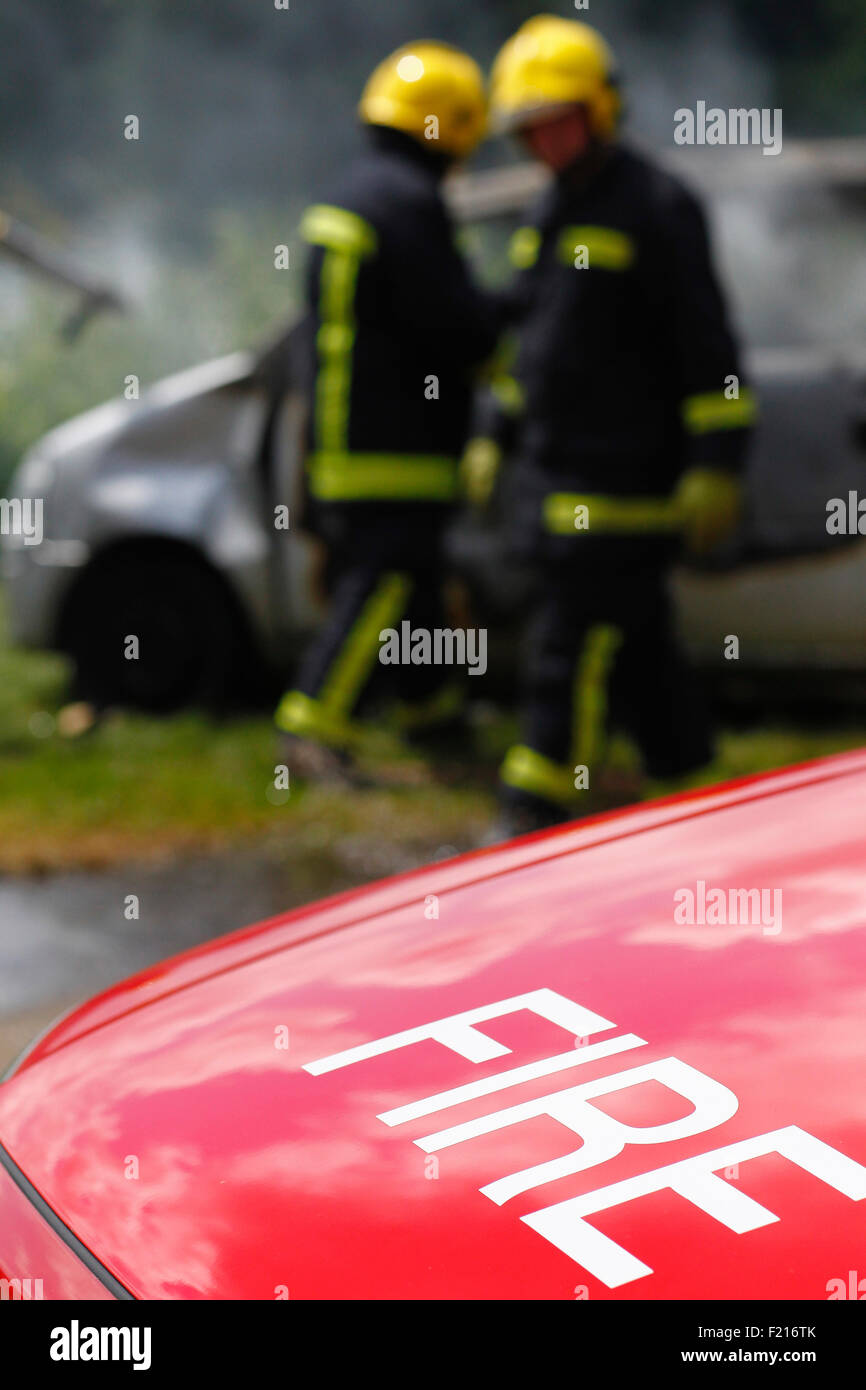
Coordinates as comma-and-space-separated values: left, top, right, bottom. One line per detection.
490, 15, 621, 138
359, 41, 487, 159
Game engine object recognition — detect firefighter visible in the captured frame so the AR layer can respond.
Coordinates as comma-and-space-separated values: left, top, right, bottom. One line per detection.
275, 42, 502, 783
480, 15, 756, 831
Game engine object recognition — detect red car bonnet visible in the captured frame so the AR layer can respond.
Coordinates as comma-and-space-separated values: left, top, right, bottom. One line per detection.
0, 750, 864, 1299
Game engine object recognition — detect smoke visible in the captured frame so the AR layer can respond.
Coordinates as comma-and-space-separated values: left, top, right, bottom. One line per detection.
715, 183, 866, 348
2, 0, 522, 231
2, 2, 778, 232
2, 0, 864, 385
611, 5, 774, 146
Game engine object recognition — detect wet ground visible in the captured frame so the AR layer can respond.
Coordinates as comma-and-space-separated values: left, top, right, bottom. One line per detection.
0, 827, 478, 1072
0, 850, 293, 1070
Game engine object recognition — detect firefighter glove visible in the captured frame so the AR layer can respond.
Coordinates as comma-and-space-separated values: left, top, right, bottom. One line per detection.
460, 437, 502, 510
674, 466, 742, 555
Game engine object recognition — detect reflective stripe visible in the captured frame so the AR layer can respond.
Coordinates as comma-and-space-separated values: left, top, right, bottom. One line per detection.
500, 744, 577, 807
501, 628, 623, 805
314, 247, 360, 451
490, 373, 526, 416
307, 452, 460, 501
557, 224, 634, 271
301, 204, 378, 257
274, 690, 364, 747
682, 387, 757, 434
572, 624, 622, 767
301, 205, 377, 455
543, 492, 680, 535
508, 225, 541, 269
319, 572, 412, 715
276, 572, 412, 748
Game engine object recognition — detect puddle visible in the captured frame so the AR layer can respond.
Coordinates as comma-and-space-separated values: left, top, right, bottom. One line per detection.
0, 829, 476, 1026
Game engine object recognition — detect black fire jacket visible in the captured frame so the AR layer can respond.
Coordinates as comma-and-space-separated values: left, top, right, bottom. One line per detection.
296, 127, 502, 509
496, 142, 755, 501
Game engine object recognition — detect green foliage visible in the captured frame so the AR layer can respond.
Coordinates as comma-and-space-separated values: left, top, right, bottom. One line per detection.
0, 588, 494, 874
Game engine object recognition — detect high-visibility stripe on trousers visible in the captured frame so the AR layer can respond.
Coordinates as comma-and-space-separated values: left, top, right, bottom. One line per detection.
500, 623, 622, 808
275, 516, 462, 751
500, 557, 712, 811
276, 571, 411, 748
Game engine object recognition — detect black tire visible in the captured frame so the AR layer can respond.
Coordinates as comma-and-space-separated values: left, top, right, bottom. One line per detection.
59, 549, 249, 713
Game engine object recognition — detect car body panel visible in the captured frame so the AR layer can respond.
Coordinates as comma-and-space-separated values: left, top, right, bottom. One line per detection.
0, 1160, 116, 1300
1, 353, 281, 651
6, 341, 866, 669
673, 350, 866, 670
0, 750, 864, 1299
3, 154, 866, 683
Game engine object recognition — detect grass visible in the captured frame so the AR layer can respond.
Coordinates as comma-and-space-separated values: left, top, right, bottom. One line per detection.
0, 596, 864, 875
0, 598, 495, 873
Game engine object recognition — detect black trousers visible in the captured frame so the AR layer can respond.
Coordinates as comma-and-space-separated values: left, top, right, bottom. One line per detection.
276, 504, 455, 745
502, 536, 712, 806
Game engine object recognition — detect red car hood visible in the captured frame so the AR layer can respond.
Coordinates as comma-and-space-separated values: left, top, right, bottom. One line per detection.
1, 751, 865, 1299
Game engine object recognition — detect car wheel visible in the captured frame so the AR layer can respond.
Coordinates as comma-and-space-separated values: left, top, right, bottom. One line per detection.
60, 551, 248, 713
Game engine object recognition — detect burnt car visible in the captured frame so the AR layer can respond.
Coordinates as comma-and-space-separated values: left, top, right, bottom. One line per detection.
3, 141, 866, 709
